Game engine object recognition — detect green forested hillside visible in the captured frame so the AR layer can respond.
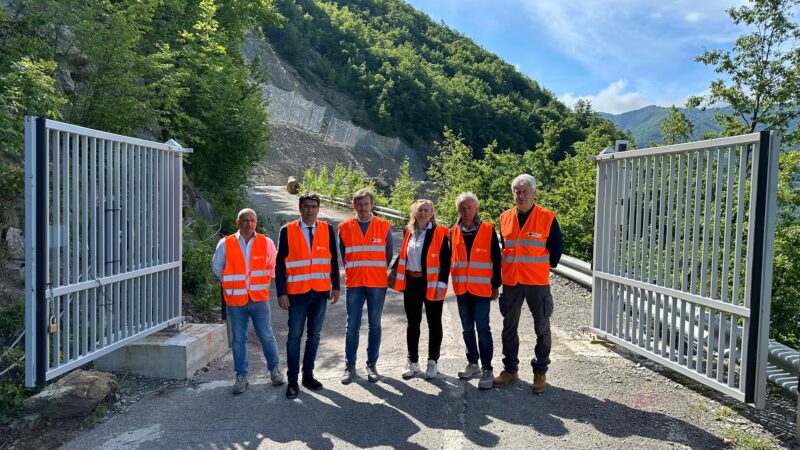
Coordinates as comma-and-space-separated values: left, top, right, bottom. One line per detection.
265, 0, 620, 157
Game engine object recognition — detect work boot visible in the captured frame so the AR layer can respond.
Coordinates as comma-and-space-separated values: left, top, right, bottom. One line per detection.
302, 374, 324, 391
478, 369, 494, 390
270, 367, 285, 386
424, 359, 438, 380
341, 364, 356, 385
493, 370, 518, 386
402, 359, 421, 379
232, 373, 248, 395
457, 363, 481, 379
285, 383, 298, 399
366, 364, 381, 383
533, 372, 547, 394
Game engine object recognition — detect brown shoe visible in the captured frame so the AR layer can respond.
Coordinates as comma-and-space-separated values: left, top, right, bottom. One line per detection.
533, 372, 547, 393
493, 370, 518, 386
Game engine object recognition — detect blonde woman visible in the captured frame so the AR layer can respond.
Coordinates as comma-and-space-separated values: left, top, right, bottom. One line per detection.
391, 199, 451, 379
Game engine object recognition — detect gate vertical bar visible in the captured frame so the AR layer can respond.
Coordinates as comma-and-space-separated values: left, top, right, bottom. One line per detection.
744, 131, 778, 407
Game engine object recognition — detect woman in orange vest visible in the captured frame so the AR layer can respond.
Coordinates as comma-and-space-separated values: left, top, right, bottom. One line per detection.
391, 199, 450, 380
450, 192, 501, 390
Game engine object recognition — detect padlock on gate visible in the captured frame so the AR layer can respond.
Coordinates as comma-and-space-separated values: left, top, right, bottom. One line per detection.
49, 316, 57, 334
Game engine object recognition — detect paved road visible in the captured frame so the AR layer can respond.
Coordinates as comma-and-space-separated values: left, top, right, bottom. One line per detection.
59, 186, 788, 449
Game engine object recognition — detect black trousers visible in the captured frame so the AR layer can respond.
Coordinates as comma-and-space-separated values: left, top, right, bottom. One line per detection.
499, 284, 553, 374
403, 276, 443, 363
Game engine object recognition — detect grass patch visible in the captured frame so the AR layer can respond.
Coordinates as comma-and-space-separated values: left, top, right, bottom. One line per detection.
714, 405, 736, 421
722, 426, 773, 450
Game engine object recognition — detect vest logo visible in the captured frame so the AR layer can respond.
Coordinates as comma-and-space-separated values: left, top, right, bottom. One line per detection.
528, 232, 542, 238
371, 238, 382, 243
316, 246, 327, 251
475, 248, 488, 253
431, 253, 438, 258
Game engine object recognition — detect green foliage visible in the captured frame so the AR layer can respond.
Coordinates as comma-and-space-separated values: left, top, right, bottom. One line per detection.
770, 150, 800, 346
687, 0, 800, 145
265, 0, 610, 155
300, 164, 387, 206
0, 300, 32, 422
660, 105, 695, 145
182, 209, 221, 319
389, 158, 416, 214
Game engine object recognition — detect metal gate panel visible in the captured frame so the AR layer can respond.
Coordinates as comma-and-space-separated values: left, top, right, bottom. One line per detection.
24, 117, 189, 386
590, 132, 779, 408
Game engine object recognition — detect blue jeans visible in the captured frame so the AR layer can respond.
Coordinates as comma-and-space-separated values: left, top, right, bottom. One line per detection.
457, 293, 493, 370
227, 299, 280, 376
345, 286, 387, 366
286, 292, 328, 384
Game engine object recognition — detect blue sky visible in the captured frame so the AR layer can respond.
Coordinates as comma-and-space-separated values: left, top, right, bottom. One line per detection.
404, 0, 745, 114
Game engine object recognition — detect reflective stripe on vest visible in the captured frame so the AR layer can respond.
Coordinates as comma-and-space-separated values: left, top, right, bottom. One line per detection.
221, 233, 273, 306
500, 205, 554, 286
339, 216, 390, 288
285, 221, 332, 295
450, 222, 494, 297
392, 225, 449, 301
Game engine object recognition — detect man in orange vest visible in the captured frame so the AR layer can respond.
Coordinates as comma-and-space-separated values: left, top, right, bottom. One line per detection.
212, 208, 283, 395
450, 192, 501, 390
338, 188, 393, 384
493, 174, 562, 394
276, 192, 341, 399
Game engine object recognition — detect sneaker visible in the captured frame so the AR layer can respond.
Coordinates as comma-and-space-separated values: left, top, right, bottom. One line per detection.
424, 359, 438, 380
493, 370, 518, 386
402, 359, 421, 379
533, 372, 547, 394
366, 364, 381, 383
478, 369, 494, 390
270, 367, 285, 386
457, 363, 481, 380
232, 373, 248, 395
302, 374, 324, 391
341, 364, 356, 385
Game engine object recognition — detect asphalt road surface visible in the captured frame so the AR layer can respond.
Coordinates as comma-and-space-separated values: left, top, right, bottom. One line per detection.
58, 186, 792, 449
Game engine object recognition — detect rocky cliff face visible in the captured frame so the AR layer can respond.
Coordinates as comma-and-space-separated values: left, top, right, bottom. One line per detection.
243, 36, 427, 186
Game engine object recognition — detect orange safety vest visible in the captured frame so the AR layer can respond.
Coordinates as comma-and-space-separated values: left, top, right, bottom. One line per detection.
285, 221, 332, 295
500, 205, 555, 286
393, 225, 449, 301
339, 216, 390, 288
451, 222, 494, 297
221, 233, 273, 306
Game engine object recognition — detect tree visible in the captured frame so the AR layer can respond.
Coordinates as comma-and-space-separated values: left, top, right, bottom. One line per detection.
660, 105, 695, 145
389, 157, 417, 214
687, 0, 800, 144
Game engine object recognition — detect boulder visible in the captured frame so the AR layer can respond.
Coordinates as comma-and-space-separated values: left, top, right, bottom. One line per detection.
5, 227, 24, 260
23, 370, 117, 419
286, 176, 300, 194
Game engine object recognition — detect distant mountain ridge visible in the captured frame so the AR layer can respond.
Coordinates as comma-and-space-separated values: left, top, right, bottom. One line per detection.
599, 105, 799, 147
598, 106, 731, 147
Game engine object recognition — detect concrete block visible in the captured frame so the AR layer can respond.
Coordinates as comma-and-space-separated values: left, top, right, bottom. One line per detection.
94, 324, 227, 379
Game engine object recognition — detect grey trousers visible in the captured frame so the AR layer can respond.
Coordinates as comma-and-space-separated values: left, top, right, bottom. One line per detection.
499, 284, 553, 374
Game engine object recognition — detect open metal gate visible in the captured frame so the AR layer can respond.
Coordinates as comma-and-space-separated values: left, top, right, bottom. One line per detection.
590, 131, 779, 408
24, 117, 190, 387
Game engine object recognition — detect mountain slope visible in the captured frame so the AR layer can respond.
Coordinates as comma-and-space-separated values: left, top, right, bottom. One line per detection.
263, 0, 616, 157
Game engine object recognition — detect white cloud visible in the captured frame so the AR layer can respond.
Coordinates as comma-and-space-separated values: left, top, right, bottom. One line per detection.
685, 11, 702, 22
559, 80, 650, 114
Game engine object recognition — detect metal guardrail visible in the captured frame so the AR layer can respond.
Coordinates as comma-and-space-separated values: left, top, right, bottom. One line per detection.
555, 253, 799, 396
317, 195, 406, 221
